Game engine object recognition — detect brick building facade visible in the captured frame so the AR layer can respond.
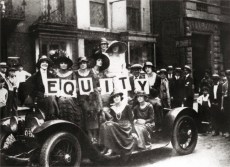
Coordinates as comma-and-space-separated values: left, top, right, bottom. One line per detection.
152, 0, 230, 92
0, 0, 156, 73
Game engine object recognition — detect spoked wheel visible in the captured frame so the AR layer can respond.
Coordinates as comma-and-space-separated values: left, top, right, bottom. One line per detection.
0, 131, 16, 150
171, 115, 198, 155
40, 132, 82, 167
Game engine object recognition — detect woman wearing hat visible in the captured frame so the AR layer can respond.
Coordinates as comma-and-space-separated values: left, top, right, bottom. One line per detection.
25, 55, 59, 120
133, 91, 155, 149
75, 57, 102, 143
55, 55, 82, 126
159, 69, 171, 108
105, 40, 128, 78
91, 52, 110, 106
99, 90, 135, 156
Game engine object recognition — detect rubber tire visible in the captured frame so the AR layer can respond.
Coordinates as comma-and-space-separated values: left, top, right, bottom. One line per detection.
171, 115, 198, 155
40, 132, 82, 167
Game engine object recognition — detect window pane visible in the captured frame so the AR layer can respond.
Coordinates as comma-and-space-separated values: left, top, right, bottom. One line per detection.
90, 2, 106, 27
127, 7, 140, 31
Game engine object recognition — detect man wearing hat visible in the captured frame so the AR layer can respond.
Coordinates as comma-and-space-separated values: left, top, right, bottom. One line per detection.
129, 64, 146, 99
223, 69, 230, 138
209, 74, 223, 136
199, 69, 213, 95
159, 68, 171, 108
24, 55, 59, 120
171, 67, 184, 108
0, 62, 8, 79
183, 65, 194, 108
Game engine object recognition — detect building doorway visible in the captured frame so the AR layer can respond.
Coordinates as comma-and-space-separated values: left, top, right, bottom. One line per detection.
221, 32, 230, 70
192, 34, 210, 93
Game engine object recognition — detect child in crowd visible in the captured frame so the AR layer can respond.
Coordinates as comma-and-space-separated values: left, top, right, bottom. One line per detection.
0, 77, 8, 119
197, 87, 211, 133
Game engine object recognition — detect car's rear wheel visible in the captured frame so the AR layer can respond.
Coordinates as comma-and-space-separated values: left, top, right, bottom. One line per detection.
171, 115, 198, 155
40, 132, 82, 167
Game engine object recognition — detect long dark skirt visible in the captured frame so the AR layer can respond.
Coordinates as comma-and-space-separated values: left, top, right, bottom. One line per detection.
99, 120, 135, 155
58, 97, 82, 127
134, 122, 151, 149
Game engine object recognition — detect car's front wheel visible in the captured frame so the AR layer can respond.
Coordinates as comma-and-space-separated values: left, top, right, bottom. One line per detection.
40, 132, 82, 167
171, 115, 198, 155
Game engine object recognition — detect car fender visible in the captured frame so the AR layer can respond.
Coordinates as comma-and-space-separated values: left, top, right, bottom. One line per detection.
163, 107, 198, 139
33, 119, 96, 157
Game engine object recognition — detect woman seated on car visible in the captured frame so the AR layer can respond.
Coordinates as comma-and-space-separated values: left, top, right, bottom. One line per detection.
99, 89, 136, 156
133, 90, 155, 149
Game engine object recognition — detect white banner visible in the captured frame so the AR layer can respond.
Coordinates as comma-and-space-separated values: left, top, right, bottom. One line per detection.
78, 78, 94, 95
134, 79, 149, 94
60, 80, 77, 97
99, 78, 114, 95
46, 79, 60, 96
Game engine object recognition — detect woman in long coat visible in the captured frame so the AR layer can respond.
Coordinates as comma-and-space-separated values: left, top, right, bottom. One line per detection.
55, 55, 82, 126
75, 57, 101, 142
25, 55, 59, 120
99, 90, 135, 156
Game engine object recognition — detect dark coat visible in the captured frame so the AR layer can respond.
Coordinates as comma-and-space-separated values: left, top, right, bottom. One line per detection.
149, 75, 161, 99
209, 83, 222, 109
183, 74, 194, 108
171, 76, 184, 107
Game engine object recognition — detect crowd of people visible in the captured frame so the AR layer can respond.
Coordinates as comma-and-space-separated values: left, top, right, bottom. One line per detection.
0, 37, 230, 156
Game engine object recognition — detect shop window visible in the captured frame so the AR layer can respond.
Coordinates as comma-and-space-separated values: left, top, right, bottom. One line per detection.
90, 0, 106, 28
129, 42, 153, 65
41, 42, 66, 57
42, 0, 64, 14
127, 0, 141, 31
221, 1, 230, 15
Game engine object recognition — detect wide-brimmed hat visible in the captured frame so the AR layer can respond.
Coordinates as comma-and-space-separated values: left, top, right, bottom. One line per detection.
0, 62, 8, 68
135, 90, 148, 98
56, 56, 73, 69
100, 38, 108, 45
78, 57, 89, 64
143, 61, 154, 71
36, 55, 53, 68
110, 90, 123, 101
92, 52, 110, 71
106, 40, 127, 54
184, 65, 191, 72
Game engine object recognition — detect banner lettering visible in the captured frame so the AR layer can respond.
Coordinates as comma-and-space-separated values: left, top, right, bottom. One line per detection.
99, 78, 113, 95
46, 79, 60, 96
134, 79, 149, 94
78, 78, 94, 95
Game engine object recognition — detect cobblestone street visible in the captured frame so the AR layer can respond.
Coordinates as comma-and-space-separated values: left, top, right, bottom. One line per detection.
81, 134, 230, 167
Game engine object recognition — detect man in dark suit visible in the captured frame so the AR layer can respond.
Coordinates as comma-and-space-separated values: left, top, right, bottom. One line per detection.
171, 67, 184, 108
183, 65, 194, 108
129, 64, 145, 99
209, 74, 223, 136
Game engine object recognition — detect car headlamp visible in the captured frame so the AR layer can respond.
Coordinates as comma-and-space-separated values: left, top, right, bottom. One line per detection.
10, 116, 18, 132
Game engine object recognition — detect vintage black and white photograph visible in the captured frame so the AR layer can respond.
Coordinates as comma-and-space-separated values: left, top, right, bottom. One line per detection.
0, 0, 230, 166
